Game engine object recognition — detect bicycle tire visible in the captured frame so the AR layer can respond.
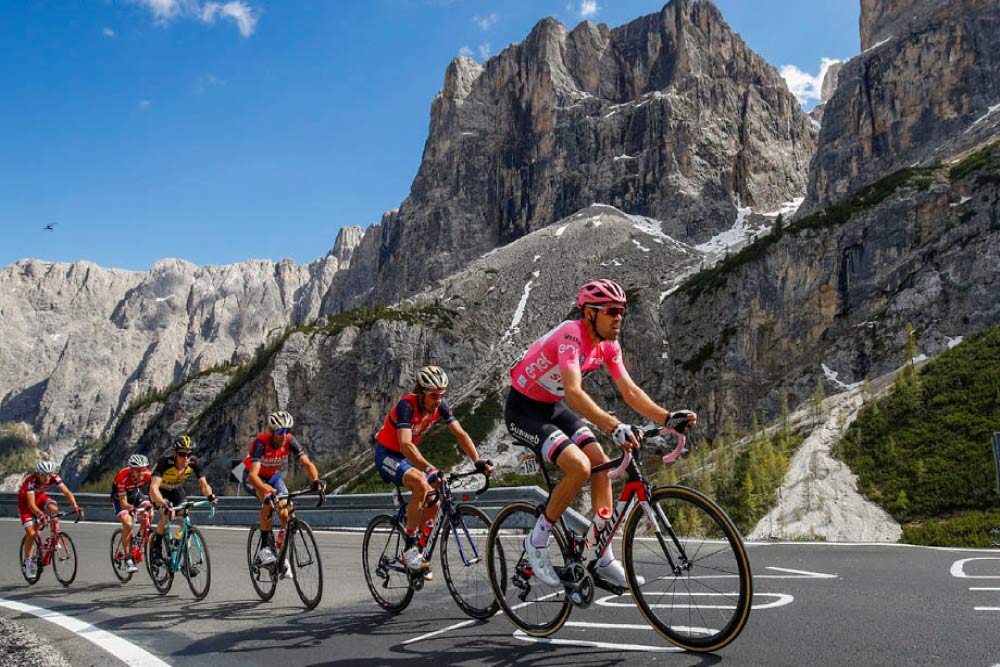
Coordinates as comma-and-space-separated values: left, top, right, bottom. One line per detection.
183, 526, 211, 600
18, 535, 43, 585
486, 501, 572, 636
52, 532, 77, 587
440, 505, 498, 619
623, 485, 753, 652
362, 514, 413, 613
110, 528, 134, 583
246, 526, 278, 601
290, 521, 323, 609
147, 535, 174, 595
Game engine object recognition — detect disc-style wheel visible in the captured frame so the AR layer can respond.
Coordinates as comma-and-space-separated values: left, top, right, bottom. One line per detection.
623, 485, 753, 652
52, 532, 77, 587
486, 502, 572, 636
247, 526, 278, 601
18, 536, 43, 585
362, 514, 413, 613
183, 526, 211, 600
110, 528, 134, 583
440, 505, 498, 619
290, 522, 323, 610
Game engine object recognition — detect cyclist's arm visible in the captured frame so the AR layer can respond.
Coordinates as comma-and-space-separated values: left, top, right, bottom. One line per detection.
298, 453, 320, 482
118, 490, 134, 511
613, 373, 670, 425
149, 476, 165, 508
58, 483, 79, 510
246, 461, 273, 495
562, 365, 619, 433
197, 476, 214, 499
25, 490, 43, 517
446, 421, 481, 462
398, 428, 432, 471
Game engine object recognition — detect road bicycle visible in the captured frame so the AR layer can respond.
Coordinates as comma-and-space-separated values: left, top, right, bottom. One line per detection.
486, 424, 752, 653
147, 499, 214, 600
362, 470, 496, 618
19, 511, 80, 587
247, 486, 326, 609
110, 503, 155, 583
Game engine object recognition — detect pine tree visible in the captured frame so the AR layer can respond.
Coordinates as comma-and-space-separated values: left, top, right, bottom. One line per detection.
811, 377, 826, 425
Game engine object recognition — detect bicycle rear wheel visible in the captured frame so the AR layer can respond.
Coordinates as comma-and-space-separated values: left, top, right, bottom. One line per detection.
18, 536, 43, 585
246, 526, 278, 601
110, 529, 134, 583
486, 501, 572, 636
147, 536, 174, 595
440, 505, 498, 619
362, 514, 413, 613
52, 532, 77, 587
623, 485, 752, 652
183, 526, 211, 600
290, 521, 323, 609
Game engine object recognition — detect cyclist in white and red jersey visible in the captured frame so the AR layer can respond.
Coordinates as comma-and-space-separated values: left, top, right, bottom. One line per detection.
507, 278, 696, 587
244, 410, 325, 571
109, 454, 152, 573
18, 460, 82, 578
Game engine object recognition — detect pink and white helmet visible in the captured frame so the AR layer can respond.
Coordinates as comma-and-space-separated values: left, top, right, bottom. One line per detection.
576, 279, 627, 307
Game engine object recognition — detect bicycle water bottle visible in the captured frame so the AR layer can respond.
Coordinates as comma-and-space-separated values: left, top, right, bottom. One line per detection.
418, 519, 433, 548
276, 528, 285, 551
589, 507, 613, 557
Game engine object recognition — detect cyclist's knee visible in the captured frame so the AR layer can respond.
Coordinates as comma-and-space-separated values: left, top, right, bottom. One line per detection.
559, 451, 591, 483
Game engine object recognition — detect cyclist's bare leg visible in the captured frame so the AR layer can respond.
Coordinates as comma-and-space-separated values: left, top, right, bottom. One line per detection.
581, 442, 612, 514
402, 468, 431, 534
544, 444, 591, 522
22, 525, 37, 559
255, 487, 275, 532
119, 512, 134, 553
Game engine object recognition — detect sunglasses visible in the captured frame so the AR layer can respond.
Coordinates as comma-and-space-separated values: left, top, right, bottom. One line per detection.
591, 305, 626, 317
274, 428, 291, 436
426, 391, 446, 399
175, 452, 191, 458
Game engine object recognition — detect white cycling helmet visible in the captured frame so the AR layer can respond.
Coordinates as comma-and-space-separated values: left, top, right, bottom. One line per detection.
128, 454, 149, 469
268, 410, 294, 430
35, 460, 58, 475
416, 365, 449, 391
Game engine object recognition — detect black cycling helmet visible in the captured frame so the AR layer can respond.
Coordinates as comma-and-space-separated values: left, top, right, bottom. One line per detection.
172, 435, 195, 452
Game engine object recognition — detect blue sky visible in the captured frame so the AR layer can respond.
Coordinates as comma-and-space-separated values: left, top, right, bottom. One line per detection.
1, 1, 859, 272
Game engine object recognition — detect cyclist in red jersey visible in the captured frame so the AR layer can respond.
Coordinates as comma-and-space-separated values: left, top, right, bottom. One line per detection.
244, 410, 325, 572
374, 365, 491, 574
110, 454, 152, 573
18, 460, 83, 578
506, 279, 697, 587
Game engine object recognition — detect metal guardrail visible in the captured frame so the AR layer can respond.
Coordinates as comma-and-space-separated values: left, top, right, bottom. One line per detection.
0, 488, 588, 531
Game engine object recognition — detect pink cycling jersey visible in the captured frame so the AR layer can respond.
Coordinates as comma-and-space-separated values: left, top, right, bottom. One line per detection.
510, 319, 628, 402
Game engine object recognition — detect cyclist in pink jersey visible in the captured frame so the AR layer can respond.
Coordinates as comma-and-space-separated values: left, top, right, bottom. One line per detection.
506, 278, 696, 587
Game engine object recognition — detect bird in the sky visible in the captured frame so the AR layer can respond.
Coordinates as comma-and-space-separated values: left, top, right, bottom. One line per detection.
43, 223, 56, 231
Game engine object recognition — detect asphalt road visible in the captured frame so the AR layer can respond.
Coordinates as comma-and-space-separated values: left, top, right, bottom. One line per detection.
1, 518, 999, 666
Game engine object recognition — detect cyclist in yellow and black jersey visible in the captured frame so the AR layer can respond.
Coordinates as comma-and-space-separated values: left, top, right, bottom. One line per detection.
149, 435, 217, 564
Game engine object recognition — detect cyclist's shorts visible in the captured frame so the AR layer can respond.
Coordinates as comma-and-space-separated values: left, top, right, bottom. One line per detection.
111, 488, 149, 518
161, 487, 186, 509
18, 494, 54, 528
504, 388, 598, 464
375, 444, 414, 487
241, 469, 289, 497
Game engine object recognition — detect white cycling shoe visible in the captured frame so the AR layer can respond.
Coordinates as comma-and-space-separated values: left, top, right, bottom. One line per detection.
523, 535, 561, 586
403, 547, 428, 571
257, 546, 276, 566
125, 558, 138, 574
595, 558, 645, 588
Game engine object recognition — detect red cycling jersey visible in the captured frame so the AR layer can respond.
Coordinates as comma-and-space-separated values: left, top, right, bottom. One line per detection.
18, 472, 63, 502
111, 467, 151, 496
375, 394, 457, 452
243, 432, 306, 478
509, 319, 628, 402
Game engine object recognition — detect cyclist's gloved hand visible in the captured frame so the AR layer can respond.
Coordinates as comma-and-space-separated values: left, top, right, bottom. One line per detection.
665, 410, 697, 434
207, 493, 218, 504
474, 458, 493, 476
612, 423, 638, 449
311, 479, 327, 494
161, 502, 174, 518
73, 506, 84, 519
262, 492, 278, 508
425, 466, 441, 486
35, 514, 49, 527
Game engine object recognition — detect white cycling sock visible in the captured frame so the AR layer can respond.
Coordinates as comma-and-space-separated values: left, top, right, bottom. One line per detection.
599, 541, 615, 567
529, 513, 554, 548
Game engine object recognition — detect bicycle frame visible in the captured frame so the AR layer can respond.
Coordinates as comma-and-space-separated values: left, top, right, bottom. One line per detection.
163, 501, 214, 571
264, 487, 325, 567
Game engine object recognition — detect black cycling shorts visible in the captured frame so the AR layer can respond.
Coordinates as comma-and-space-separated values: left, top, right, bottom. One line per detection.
160, 487, 186, 508
504, 388, 597, 464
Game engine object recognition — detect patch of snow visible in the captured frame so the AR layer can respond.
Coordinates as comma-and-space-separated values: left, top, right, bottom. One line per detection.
946, 335, 964, 349
821, 363, 863, 391
695, 200, 755, 254
631, 239, 650, 253
808, 116, 821, 130
659, 285, 680, 303
613, 154, 638, 161
155, 295, 175, 303
533, 255, 541, 262
480, 248, 500, 259
863, 35, 893, 53
761, 197, 804, 218
950, 196, 973, 207
908, 353, 928, 365
498, 271, 539, 346
554, 225, 568, 237
624, 213, 693, 253
964, 103, 1000, 134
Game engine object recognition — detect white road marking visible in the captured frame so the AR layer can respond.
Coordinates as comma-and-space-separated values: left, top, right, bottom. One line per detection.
402, 619, 477, 645
975, 607, 1000, 611
0, 597, 169, 667
764, 566, 838, 579
970, 587, 1000, 591
950, 557, 1000, 578
595, 592, 793, 610
512, 628, 683, 653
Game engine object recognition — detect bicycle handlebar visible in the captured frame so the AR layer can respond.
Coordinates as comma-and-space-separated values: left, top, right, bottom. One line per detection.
170, 499, 216, 519
446, 470, 491, 497
605, 425, 688, 481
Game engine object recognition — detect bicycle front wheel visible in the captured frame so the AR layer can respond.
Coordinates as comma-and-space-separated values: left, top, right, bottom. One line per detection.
246, 526, 278, 601
18, 536, 43, 585
362, 514, 413, 613
440, 505, 498, 619
486, 501, 572, 637
146, 537, 174, 594
183, 526, 211, 600
623, 485, 752, 652
110, 528, 134, 583
52, 532, 77, 587
290, 521, 323, 609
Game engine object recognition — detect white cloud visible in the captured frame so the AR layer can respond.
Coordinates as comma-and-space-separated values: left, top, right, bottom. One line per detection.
103, 27, 116, 37
579, 1, 599, 18
780, 57, 842, 107
473, 12, 497, 30
130, 0, 257, 37
138, 99, 152, 109
478, 42, 491, 60
194, 73, 224, 93
459, 46, 474, 57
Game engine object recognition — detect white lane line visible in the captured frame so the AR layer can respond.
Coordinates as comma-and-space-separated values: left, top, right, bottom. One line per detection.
975, 607, 1000, 611
0, 598, 169, 667
764, 566, 838, 579
512, 629, 682, 652
402, 619, 478, 645
970, 587, 1000, 591
950, 558, 1000, 579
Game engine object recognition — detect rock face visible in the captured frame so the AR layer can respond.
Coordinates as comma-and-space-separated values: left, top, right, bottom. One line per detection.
805, 0, 1000, 211
332, 0, 815, 307
0, 228, 361, 467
